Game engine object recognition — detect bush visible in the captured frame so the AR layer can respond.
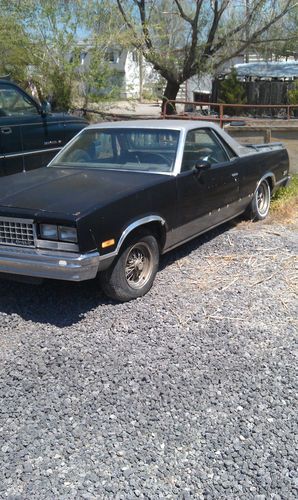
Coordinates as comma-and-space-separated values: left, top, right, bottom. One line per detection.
288, 80, 298, 105
288, 81, 298, 117
218, 69, 246, 115
270, 174, 298, 222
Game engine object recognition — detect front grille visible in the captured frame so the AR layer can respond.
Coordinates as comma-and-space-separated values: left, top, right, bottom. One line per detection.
0, 218, 35, 247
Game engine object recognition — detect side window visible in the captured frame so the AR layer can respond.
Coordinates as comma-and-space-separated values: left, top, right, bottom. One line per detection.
182, 128, 229, 171
128, 131, 178, 151
212, 130, 237, 159
94, 132, 115, 160
0, 86, 39, 116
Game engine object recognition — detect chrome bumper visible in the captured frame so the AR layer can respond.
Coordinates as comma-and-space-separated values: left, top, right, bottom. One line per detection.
0, 245, 101, 282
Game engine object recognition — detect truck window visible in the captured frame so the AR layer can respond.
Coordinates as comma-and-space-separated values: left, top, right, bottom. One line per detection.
182, 128, 229, 171
0, 86, 39, 116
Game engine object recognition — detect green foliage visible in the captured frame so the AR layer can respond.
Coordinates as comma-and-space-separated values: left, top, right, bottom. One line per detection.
0, 0, 296, 111
217, 69, 247, 115
48, 68, 73, 111
270, 174, 298, 223
219, 69, 246, 105
253, 4, 298, 61
288, 80, 298, 105
0, 0, 121, 110
0, 14, 32, 85
113, 0, 297, 109
271, 174, 298, 206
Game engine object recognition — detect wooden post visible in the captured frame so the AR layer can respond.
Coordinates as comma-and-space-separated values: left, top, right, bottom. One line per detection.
264, 129, 271, 143
219, 104, 224, 128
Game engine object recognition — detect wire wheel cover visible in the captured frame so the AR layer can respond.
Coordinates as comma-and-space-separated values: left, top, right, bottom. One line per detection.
125, 242, 153, 289
257, 182, 270, 216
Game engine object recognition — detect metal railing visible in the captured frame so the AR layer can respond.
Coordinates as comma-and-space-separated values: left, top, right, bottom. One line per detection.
162, 100, 298, 127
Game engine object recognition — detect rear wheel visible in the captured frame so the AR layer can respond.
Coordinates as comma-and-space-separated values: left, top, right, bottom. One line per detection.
100, 230, 159, 302
249, 179, 271, 221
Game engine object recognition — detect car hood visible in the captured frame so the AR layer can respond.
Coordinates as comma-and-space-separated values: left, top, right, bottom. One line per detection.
0, 167, 167, 218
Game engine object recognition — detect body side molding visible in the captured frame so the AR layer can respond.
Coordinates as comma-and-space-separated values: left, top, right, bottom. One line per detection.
99, 215, 166, 261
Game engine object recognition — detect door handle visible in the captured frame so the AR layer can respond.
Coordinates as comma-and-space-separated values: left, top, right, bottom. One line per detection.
1, 127, 12, 135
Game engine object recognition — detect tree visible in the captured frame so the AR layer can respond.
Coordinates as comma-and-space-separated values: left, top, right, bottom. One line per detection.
250, 1, 298, 61
0, 14, 33, 85
114, 0, 297, 112
219, 69, 247, 102
288, 80, 298, 104
0, 0, 120, 110
217, 68, 247, 115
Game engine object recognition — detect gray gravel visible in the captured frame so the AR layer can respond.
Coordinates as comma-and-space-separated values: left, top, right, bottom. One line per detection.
0, 218, 297, 499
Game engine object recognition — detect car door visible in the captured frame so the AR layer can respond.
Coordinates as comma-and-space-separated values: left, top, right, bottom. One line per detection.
0, 82, 65, 175
174, 127, 241, 243
21, 112, 65, 172
6, 87, 63, 172
0, 84, 24, 175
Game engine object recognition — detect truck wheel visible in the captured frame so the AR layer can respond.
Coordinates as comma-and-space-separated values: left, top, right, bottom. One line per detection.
100, 230, 159, 302
249, 179, 271, 221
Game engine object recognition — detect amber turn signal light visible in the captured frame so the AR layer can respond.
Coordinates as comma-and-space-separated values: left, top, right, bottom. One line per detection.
101, 239, 115, 249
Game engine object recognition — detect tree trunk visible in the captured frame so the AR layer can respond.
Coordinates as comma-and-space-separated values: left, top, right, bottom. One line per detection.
162, 80, 181, 115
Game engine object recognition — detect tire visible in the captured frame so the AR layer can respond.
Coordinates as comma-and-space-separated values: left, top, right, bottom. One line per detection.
100, 230, 159, 302
248, 179, 271, 221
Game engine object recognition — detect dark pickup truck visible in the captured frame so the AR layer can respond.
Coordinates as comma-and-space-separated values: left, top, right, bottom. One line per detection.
0, 120, 290, 301
0, 80, 87, 176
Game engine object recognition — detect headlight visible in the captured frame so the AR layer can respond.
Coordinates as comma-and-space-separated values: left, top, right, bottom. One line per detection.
39, 224, 58, 240
58, 226, 78, 243
39, 224, 77, 243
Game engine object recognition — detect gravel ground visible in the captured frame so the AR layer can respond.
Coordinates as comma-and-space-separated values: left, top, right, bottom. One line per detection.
0, 217, 297, 499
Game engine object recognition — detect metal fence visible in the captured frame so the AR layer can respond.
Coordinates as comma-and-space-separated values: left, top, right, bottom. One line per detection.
162, 100, 298, 127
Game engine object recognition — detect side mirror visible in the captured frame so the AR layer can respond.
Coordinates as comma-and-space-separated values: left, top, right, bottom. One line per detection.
194, 160, 211, 171
40, 100, 51, 116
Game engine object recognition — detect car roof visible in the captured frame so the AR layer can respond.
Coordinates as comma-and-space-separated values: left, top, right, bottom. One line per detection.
86, 119, 251, 157
88, 119, 221, 132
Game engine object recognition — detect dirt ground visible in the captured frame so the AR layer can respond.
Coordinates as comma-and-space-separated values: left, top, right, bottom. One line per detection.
0, 213, 297, 498
271, 131, 298, 173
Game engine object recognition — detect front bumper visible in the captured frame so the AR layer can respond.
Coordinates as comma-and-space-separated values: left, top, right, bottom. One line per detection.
0, 245, 101, 282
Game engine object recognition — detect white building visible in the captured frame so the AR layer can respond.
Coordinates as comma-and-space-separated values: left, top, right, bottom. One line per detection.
79, 44, 160, 99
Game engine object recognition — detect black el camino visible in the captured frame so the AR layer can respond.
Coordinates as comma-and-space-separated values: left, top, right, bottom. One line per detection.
0, 120, 290, 301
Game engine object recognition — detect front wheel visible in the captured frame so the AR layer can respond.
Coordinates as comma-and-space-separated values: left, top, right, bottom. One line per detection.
249, 179, 271, 221
100, 231, 159, 302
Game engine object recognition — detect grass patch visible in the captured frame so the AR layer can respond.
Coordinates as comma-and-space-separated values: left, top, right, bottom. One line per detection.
270, 174, 298, 223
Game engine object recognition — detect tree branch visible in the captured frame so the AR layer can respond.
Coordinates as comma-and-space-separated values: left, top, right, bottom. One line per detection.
211, 0, 292, 55
214, 3, 295, 71
173, 0, 195, 25
116, 0, 140, 45
204, 0, 230, 57
181, 0, 204, 79
136, 0, 152, 50
237, 36, 298, 44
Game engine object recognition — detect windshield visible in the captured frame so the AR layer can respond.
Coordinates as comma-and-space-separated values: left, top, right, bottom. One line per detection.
50, 128, 180, 173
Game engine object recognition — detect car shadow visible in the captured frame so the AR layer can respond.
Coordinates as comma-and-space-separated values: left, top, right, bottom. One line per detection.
159, 220, 235, 271
0, 220, 237, 327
